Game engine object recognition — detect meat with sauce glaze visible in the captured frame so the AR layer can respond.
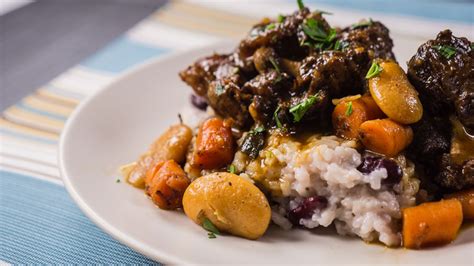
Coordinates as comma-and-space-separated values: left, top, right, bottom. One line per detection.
407, 30, 474, 192
179, 8, 395, 130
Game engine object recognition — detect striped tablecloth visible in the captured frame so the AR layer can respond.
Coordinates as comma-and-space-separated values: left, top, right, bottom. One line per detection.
1, 0, 472, 264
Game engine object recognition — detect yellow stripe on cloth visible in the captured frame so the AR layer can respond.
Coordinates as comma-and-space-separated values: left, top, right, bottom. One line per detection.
3, 107, 65, 134
36, 88, 80, 108
22, 95, 75, 117
171, 1, 257, 27
0, 118, 59, 141
153, 1, 256, 37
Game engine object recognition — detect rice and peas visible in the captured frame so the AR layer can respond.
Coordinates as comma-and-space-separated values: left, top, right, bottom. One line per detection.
181, 104, 420, 246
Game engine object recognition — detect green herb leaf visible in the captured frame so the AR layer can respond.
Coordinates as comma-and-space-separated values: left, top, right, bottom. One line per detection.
301, 18, 338, 51
249, 126, 265, 134
253, 126, 265, 133
265, 23, 276, 31
433, 45, 456, 59
351, 19, 373, 29
208, 232, 217, 239
228, 164, 236, 174
290, 94, 319, 122
345, 101, 353, 116
115, 178, 121, 183
215, 82, 225, 95
326, 28, 337, 43
365, 62, 382, 79
315, 10, 333, 15
334, 40, 349, 51
277, 14, 285, 23
297, 0, 305, 10
203, 218, 220, 235
269, 57, 280, 73
274, 106, 283, 128
302, 18, 328, 42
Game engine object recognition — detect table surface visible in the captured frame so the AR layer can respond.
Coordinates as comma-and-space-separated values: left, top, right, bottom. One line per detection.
0, 0, 167, 111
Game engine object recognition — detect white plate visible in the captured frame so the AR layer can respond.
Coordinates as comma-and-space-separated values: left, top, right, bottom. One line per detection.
59, 41, 474, 265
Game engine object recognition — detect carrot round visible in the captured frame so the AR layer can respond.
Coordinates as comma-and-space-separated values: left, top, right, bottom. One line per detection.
403, 199, 463, 249
193, 117, 234, 169
445, 188, 474, 220
358, 118, 413, 157
145, 160, 190, 210
332, 95, 385, 139
360, 94, 386, 118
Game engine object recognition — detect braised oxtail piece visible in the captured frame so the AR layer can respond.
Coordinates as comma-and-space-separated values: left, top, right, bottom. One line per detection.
407, 30, 474, 192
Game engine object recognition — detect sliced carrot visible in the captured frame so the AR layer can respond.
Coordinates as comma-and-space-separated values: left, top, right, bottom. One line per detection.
145, 160, 190, 210
403, 199, 463, 249
193, 117, 234, 169
358, 118, 413, 157
445, 188, 474, 220
332, 95, 385, 139
360, 94, 386, 119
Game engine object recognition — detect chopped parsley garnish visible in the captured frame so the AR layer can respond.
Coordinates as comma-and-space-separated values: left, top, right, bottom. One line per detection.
365, 62, 382, 79
277, 14, 285, 23
302, 18, 329, 42
315, 10, 333, 15
289, 94, 319, 122
351, 19, 373, 29
251, 126, 265, 134
297, 0, 305, 10
434, 45, 456, 59
274, 106, 283, 128
301, 18, 338, 51
265, 23, 276, 31
228, 164, 236, 174
215, 82, 225, 95
115, 178, 121, 183
345, 101, 353, 116
269, 57, 280, 73
334, 40, 349, 51
334, 40, 342, 50
208, 232, 217, 239
203, 218, 220, 236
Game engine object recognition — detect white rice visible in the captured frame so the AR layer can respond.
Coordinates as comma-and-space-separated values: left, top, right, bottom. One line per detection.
240, 135, 419, 247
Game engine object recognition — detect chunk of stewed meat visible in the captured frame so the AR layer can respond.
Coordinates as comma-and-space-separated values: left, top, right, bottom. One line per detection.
407, 30, 474, 131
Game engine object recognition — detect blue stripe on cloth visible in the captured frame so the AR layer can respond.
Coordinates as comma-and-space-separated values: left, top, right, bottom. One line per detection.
0, 128, 57, 145
81, 37, 168, 73
304, 0, 474, 24
17, 102, 68, 121
0, 170, 160, 265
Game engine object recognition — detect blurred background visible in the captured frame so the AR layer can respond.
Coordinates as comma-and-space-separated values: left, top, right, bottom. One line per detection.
0, 0, 166, 110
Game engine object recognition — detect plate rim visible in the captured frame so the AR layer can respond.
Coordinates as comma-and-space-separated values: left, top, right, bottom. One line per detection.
58, 41, 234, 264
